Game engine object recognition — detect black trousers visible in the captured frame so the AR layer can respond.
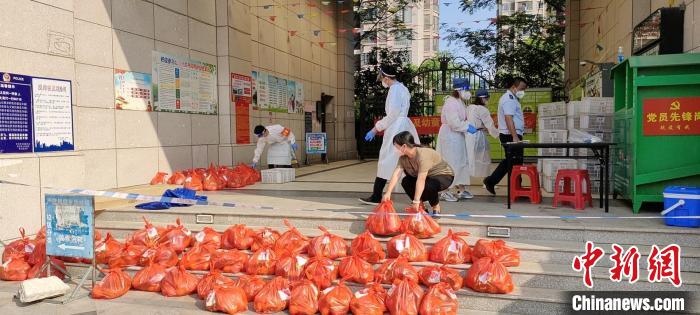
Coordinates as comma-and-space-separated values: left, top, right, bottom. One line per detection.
401, 174, 454, 207
485, 134, 523, 187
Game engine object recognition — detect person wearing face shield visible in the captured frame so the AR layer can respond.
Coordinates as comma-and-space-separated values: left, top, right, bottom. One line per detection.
435, 78, 478, 202
483, 77, 528, 195
250, 124, 298, 169
466, 89, 500, 178
359, 65, 420, 205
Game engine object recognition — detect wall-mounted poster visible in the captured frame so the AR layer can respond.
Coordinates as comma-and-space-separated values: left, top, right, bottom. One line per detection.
295, 82, 304, 114
114, 70, 152, 111
231, 73, 252, 144
152, 51, 217, 114
277, 77, 287, 112
287, 80, 297, 114
32, 78, 73, 152
0, 73, 33, 153
253, 71, 269, 110
251, 70, 304, 114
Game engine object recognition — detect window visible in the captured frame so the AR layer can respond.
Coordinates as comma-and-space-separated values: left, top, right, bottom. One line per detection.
424, 37, 430, 52
362, 31, 378, 45
424, 0, 431, 10
424, 14, 430, 26
398, 7, 412, 24
502, 2, 515, 12
518, 1, 533, 12
433, 38, 439, 51
394, 29, 412, 47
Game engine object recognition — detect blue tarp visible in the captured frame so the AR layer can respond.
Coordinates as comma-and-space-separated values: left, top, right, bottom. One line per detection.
136, 188, 208, 210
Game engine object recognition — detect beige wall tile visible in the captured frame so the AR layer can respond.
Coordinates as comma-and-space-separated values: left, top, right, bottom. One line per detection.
229, 29, 253, 61
229, 0, 251, 33
0, 0, 74, 54
75, 0, 112, 27
0, 182, 41, 240
82, 149, 118, 189
188, 0, 216, 25
157, 112, 192, 146
218, 85, 231, 115
232, 145, 255, 164
158, 146, 193, 173
230, 57, 252, 76
155, 40, 190, 58
259, 44, 276, 71
75, 107, 116, 150
39, 154, 86, 190
274, 50, 289, 76
218, 145, 233, 165
216, 0, 228, 26
208, 145, 219, 164
113, 30, 155, 73
217, 56, 230, 84
112, 0, 154, 38
34, 0, 73, 11
155, 5, 189, 47
219, 115, 232, 144
155, 0, 187, 15
76, 21, 114, 67
258, 20, 275, 47
189, 18, 217, 55
75, 63, 114, 109
192, 114, 220, 144
116, 147, 158, 187
217, 27, 229, 56
192, 145, 209, 167
0, 47, 75, 84
115, 110, 159, 148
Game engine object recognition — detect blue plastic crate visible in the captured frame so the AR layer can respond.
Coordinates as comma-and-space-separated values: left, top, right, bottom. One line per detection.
662, 186, 700, 228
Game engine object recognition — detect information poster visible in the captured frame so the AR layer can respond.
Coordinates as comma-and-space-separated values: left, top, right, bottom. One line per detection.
251, 70, 304, 113
45, 194, 95, 259
287, 80, 297, 113
253, 71, 269, 110
305, 132, 327, 154
32, 78, 74, 152
0, 73, 33, 153
231, 73, 252, 144
152, 51, 217, 114
114, 70, 152, 111
295, 82, 304, 114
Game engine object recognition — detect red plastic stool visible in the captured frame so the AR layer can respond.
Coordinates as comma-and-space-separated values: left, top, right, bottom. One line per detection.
510, 165, 542, 204
553, 169, 593, 210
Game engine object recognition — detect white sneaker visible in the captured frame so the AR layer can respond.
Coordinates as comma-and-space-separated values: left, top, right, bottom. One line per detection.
458, 191, 474, 199
440, 192, 458, 202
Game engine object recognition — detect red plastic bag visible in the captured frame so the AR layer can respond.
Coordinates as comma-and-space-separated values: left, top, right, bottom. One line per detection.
131, 217, 165, 247
0, 253, 31, 281
161, 264, 201, 297
303, 256, 338, 290
429, 229, 471, 264
184, 172, 204, 191
197, 266, 236, 300
464, 257, 514, 294
251, 227, 281, 252
418, 265, 463, 290
419, 282, 459, 315
289, 279, 320, 315
375, 256, 419, 284
108, 241, 146, 268
275, 251, 309, 281
338, 255, 374, 284
95, 233, 124, 265
234, 275, 267, 301
401, 206, 441, 239
91, 267, 132, 299
350, 230, 386, 264
366, 200, 402, 236
318, 279, 353, 315
27, 256, 66, 280
132, 260, 167, 292
472, 239, 520, 267
181, 243, 214, 271
150, 172, 168, 185
159, 218, 192, 253
349, 282, 387, 315
203, 166, 221, 191
168, 171, 186, 185
205, 285, 248, 314
222, 224, 255, 250
140, 242, 178, 268
211, 249, 248, 273
246, 246, 278, 275
193, 227, 222, 250
308, 226, 348, 259
253, 276, 291, 313
26, 238, 45, 267
275, 219, 310, 255
388, 232, 428, 262
35, 226, 46, 241
386, 278, 425, 315
2, 228, 33, 262
225, 169, 247, 188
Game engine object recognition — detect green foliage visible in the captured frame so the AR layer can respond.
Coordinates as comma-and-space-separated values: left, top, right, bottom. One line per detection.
354, 0, 420, 47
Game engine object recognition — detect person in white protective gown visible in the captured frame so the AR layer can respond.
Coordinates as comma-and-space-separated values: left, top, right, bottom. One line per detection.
251, 124, 298, 169
435, 78, 478, 202
359, 65, 420, 205
466, 89, 500, 178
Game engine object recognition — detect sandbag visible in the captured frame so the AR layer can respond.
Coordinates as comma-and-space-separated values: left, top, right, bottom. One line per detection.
253, 276, 291, 313
205, 285, 248, 314
338, 255, 374, 285
131, 217, 165, 247
91, 268, 131, 299
365, 200, 402, 236
429, 229, 471, 264
251, 227, 281, 252
464, 257, 514, 294
246, 246, 277, 275
211, 249, 248, 274
234, 275, 266, 301
472, 239, 520, 267
349, 282, 387, 315
400, 206, 441, 239
222, 224, 255, 250
27, 257, 66, 280
307, 226, 347, 259
150, 172, 168, 185
140, 242, 178, 268
289, 279, 320, 315
18, 276, 70, 303
197, 266, 235, 300
275, 219, 310, 255
387, 232, 428, 262
0, 253, 31, 281
168, 171, 186, 185
375, 256, 419, 284
193, 227, 222, 250
418, 265, 463, 291
180, 243, 214, 271
2, 228, 33, 262
419, 282, 459, 315
303, 256, 338, 290
350, 230, 386, 264
95, 233, 124, 265
132, 260, 167, 292
275, 251, 309, 281
161, 264, 200, 297
386, 278, 425, 315
318, 280, 353, 315
159, 218, 192, 253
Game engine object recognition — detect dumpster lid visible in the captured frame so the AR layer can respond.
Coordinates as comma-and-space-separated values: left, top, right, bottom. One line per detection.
663, 186, 700, 198
628, 53, 700, 68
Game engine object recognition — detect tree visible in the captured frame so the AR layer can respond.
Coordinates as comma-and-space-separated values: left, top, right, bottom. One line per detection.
354, 0, 420, 48
446, 0, 566, 98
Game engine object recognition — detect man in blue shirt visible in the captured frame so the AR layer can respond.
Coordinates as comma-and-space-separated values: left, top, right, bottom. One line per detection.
483, 77, 528, 195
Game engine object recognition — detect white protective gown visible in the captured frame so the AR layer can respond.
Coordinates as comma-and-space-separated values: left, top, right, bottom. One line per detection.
253, 124, 296, 165
436, 96, 471, 186
374, 82, 419, 180
465, 104, 499, 177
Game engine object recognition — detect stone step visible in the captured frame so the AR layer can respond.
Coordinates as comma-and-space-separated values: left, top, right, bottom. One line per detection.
95, 206, 700, 247
94, 220, 700, 292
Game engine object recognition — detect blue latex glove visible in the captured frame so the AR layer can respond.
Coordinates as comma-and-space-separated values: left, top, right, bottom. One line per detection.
249, 162, 257, 169
291, 143, 298, 151
466, 124, 477, 134
364, 129, 377, 141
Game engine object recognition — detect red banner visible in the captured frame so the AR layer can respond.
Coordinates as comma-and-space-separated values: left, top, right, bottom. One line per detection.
410, 116, 441, 135
643, 97, 700, 136
232, 73, 253, 144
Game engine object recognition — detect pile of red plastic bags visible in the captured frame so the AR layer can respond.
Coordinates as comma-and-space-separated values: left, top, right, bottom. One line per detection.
149, 163, 261, 191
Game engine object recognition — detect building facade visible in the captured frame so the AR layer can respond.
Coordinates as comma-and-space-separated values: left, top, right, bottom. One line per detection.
499, 0, 549, 17
0, 0, 357, 240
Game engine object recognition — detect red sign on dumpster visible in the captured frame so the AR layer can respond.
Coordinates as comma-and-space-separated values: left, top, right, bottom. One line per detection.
643, 97, 700, 136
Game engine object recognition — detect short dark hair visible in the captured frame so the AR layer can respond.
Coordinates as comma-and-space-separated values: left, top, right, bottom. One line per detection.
510, 77, 527, 88
253, 125, 265, 135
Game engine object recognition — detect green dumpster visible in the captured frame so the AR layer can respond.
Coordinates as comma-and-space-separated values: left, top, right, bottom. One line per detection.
611, 53, 700, 213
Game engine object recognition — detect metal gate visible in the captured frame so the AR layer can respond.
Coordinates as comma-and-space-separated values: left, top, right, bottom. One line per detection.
357, 56, 493, 159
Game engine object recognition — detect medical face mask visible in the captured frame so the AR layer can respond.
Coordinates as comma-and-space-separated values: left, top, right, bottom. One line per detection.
515, 90, 525, 99
459, 90, 472, 101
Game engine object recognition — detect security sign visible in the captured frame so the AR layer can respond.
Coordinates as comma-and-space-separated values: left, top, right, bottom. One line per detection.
45, 194, 95, 259
643, 97, 700, 136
